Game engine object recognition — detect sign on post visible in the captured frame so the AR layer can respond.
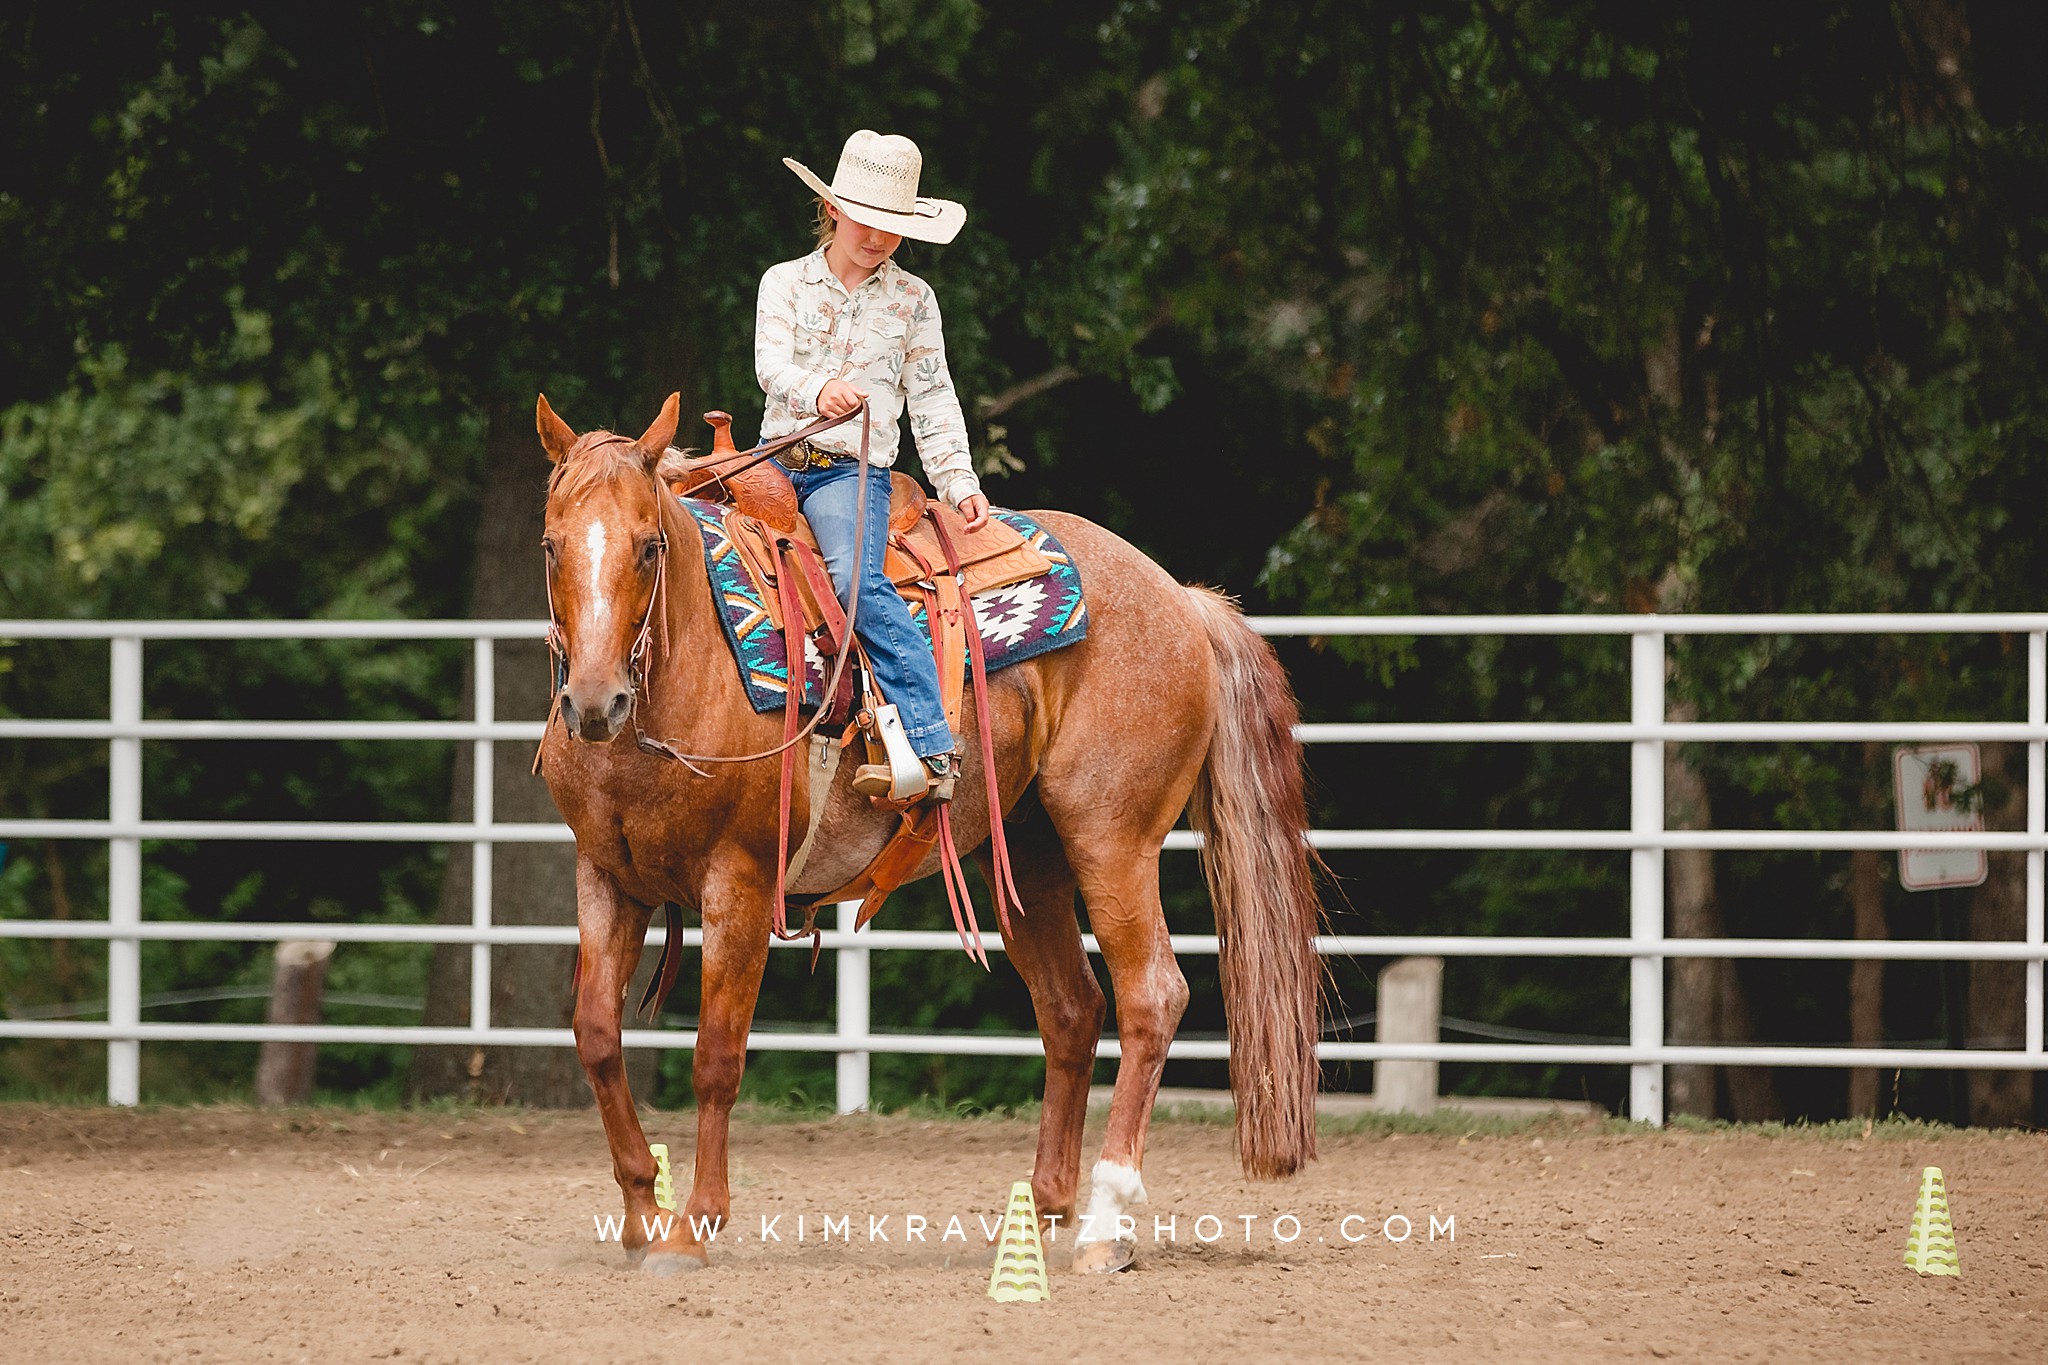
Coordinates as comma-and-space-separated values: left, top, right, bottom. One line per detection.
1892, 743, 1988, 891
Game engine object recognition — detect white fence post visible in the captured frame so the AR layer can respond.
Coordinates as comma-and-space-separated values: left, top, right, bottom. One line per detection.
106, 636, 142, 1106
1630, 627, 1666, 1125
2029, 631, 2044, 1057
836, 899, 870, 1113
471, 638, 493, 1034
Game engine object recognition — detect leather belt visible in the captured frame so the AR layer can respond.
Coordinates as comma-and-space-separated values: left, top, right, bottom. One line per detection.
776, 438, 853, 471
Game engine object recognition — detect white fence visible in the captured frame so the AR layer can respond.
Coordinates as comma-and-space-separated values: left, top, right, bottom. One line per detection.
2, 615, 2045, 1126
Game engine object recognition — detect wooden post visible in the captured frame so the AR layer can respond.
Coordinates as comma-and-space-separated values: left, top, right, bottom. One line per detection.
1376, 956, 1442, 1114
255, 940, 335, 1106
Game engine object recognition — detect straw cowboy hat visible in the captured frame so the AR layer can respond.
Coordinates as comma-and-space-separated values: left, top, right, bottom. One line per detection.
783, 130, 966, 245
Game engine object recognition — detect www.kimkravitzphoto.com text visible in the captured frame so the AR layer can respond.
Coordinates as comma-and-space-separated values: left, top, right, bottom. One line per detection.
592, 1210, 1458, 1248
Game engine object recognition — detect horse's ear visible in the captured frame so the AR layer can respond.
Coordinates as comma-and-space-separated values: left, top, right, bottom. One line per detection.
633, 392, 682, 468
537, 393, 578, 464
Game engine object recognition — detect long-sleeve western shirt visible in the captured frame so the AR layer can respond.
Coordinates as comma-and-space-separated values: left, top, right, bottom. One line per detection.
754, 247, 980, 507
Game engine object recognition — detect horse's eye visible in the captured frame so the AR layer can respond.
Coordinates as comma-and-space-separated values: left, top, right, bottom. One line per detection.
640, 539, 661, 565
541, 538, 558, 562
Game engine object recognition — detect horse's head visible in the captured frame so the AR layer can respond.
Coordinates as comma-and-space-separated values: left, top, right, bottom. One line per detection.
538, 391, 681, 742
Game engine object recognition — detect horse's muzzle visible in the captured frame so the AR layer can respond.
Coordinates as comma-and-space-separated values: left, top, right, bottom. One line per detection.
561, 686, 632, 742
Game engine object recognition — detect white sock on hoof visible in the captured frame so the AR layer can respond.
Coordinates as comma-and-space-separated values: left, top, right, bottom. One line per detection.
1075, 1159, 1147, 1246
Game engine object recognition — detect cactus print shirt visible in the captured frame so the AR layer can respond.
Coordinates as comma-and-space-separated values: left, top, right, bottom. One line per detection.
754, 247, 979, 507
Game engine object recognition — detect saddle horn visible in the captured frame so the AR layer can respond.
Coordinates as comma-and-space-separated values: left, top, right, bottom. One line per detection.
703, 410, 739, 458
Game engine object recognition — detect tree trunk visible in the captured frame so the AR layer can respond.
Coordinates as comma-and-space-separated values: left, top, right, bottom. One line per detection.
1718, 965, 1783, 1122
1847, 743, 1889, 1118
1966, 742, 2031, 1126
1662, 694, 1783, 1121
1846, 848, 1889, 1117
407, 400, 655, 1106
1664, 698, 1720, 1118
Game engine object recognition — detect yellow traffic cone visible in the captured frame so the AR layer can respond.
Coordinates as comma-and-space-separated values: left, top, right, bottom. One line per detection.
987, 1181, 1050, 1303
650, 1143, 678, 1214
1903, 1165, 1959, 1277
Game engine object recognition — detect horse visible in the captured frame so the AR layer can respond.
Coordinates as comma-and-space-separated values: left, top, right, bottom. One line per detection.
535, 392, 1321, 1276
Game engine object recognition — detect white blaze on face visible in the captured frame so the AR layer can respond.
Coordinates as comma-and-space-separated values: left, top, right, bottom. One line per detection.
1076, 1159, 1147, 1246
583, 519, 611, 626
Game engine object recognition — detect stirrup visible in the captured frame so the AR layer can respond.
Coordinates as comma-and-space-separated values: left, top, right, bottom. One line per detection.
850, 703, 929, 801
851, 761, 896, 798
852, 752, 957, 805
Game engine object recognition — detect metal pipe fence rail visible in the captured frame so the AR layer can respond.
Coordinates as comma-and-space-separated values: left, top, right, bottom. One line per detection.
2, 614, 2045, 1124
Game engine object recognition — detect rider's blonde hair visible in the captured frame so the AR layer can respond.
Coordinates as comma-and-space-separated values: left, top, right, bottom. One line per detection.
811, 197, 910, 262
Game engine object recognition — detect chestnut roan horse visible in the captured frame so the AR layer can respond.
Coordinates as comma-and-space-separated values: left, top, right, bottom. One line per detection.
537, 393, 1320, 1276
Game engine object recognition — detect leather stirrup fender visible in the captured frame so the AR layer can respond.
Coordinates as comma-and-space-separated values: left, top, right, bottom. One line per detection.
785, 537, 852, 659
850, 807, 945, 928
809, 551, 971, 928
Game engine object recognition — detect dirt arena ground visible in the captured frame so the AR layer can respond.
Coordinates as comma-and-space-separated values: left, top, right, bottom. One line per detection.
2, 1103, 2045, 1362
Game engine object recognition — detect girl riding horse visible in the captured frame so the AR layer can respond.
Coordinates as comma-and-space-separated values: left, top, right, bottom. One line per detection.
756, 130, 988, 803
536, 137, 1323, 1280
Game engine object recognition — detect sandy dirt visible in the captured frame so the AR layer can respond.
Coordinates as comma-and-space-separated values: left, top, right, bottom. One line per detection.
1, 1103, 2044, 1362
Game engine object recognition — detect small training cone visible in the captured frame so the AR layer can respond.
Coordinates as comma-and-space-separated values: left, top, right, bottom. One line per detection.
987, 1181, 1050, 1303
650, 1143, 678, 1214
1903, 1166, 1959, 1277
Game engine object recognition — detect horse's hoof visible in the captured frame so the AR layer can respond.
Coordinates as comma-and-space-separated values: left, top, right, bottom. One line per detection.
1071, 1237, 1137, 1274
622, 1245, 647, 1265
642, 1250, 708, 1277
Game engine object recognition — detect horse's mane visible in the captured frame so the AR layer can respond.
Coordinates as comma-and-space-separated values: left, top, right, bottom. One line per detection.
547, 431, 657, 504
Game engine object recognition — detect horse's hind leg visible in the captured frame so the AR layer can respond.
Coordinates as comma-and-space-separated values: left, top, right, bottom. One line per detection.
571, 855, 706, 1275
1059, 844, 1188, 1273
1032, 702, 1200, 1271
977, 796, 1104, 1235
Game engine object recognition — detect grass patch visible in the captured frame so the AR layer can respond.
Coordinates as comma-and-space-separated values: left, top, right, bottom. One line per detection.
1127, 1106, 2031, 1142
1127, 1099, 1603, 1138
1660, 1113, 1991, 1141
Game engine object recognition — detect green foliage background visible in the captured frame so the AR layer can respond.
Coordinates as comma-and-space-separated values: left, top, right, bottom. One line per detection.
3, 1, 2045, 1122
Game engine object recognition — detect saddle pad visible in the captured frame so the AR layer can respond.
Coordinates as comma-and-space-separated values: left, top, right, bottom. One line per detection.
682, 497, 1088, 714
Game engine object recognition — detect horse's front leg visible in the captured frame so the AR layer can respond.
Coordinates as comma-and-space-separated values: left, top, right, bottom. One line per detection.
571, 854, 704, 1275
683, 867, 775, 1238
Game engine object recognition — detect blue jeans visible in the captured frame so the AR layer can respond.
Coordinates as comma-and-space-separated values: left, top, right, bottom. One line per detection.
790, 459, 955, 759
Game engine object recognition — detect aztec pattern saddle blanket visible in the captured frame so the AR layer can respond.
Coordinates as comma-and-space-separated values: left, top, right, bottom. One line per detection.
681, 498, 1088, 713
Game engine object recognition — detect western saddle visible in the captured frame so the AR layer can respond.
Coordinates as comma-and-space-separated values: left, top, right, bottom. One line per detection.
659, 412, 1051, 678
652, 412, 1029, 971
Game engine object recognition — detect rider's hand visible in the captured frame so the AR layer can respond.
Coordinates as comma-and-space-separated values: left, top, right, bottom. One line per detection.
958, 493, 991, 532
816, 379, 863, 419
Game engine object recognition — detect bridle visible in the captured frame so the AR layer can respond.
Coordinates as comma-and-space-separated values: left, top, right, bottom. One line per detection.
540, 430, 666, 726
541, 403, 873, 774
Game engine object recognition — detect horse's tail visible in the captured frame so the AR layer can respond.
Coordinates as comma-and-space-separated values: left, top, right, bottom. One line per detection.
1185, 586, 1322, 1180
